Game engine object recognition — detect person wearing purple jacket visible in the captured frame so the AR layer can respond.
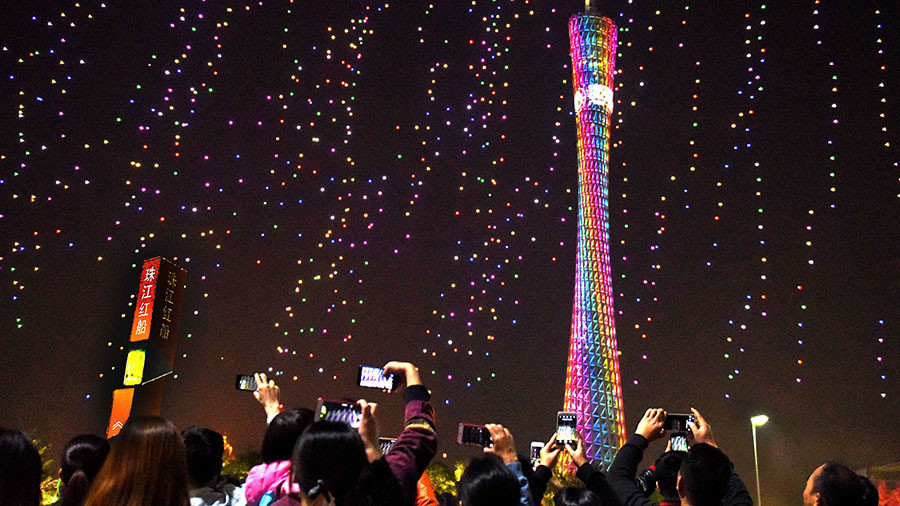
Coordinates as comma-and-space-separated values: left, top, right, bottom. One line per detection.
266, 361, 437, 506
369, 361, 439, 505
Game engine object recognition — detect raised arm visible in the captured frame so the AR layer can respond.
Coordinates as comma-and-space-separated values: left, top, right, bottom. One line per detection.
381, 361, 438, 506
607, 408, 666, 506
253, 372, 283, 424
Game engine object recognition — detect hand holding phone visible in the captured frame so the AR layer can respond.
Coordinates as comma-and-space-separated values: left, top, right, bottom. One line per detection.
536, 434, 562, 469
457, 423, 492, 447
635, 408, 666, 442
316, 398, 363, 429
686, 408, 716, 447
483, 424, 517, 463
556, 411, 577, 446
663, 413, 696, 432
357, 365, 395, 390
382, 361, 422, 388
530, 441, 544, 469
235, 374, 257, 391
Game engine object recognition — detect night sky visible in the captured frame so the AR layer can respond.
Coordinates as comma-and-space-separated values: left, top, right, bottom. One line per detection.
1, 1, 897, 505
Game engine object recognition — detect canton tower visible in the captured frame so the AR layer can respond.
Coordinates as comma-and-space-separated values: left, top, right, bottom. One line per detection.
563, 0, 626, 468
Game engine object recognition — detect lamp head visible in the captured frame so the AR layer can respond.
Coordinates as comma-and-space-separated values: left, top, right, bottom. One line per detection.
750, 414, 769, 427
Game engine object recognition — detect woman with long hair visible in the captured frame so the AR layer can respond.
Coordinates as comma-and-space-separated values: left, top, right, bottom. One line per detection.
84, 415, 190, 506
56, 434, 110, 506
244, 407, 315, 504
278, 420, 370, 506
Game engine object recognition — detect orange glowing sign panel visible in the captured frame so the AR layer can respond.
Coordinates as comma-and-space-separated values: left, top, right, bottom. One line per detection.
106, 388, 135, 438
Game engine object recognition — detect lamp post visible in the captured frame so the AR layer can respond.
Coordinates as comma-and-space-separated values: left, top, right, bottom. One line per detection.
750, 414, 769, 506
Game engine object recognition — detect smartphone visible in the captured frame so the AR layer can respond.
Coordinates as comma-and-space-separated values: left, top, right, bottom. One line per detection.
530, 441, 544, 469
315, 398, 363, 429
379, 437, 397, 454
357, 365, 395, 390
670, 432, 689, 452
663, 413, 696, 432
556, 411, 577, 446
235, 374, 257, 391
457, 423, 492, 447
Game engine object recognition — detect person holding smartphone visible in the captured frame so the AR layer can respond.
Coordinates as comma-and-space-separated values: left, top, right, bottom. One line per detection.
359, 361, 438, 506
561, 431, 618, 506
607, 408, 752, 506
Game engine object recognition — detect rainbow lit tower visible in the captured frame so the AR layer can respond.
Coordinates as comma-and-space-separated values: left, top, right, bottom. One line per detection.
563, 1, 625, 468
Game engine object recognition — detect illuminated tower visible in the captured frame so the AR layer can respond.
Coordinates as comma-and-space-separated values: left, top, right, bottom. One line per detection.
563, 1, 625, 468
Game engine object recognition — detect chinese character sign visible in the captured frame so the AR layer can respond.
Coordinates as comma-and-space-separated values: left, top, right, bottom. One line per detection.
129, 258, 161, 342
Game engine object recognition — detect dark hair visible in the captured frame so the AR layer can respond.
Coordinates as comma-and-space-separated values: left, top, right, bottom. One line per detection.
291, 420, 367, 505
458, 454, 520, 506
261, 408, 314, 463
655, 450, 687, 501
678, 443, 732, 506
85, 416, 190, 506
181, 426, 224, 488
0, 429, 42, 506
554, 487, 602, 506
812, 462, 865, 506
59, 434, 111, 506
859, 475, 879, 506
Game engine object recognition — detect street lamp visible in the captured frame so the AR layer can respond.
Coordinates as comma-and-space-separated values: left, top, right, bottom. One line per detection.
750, 415, 769, 506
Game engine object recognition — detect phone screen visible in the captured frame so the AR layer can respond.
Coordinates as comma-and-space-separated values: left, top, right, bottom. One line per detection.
670, 432, 689, 452
235, 374, 257, 391
379, 437, 397, 454
530, 442, 544, 469
316, 399, 362, 429
663, 413, 696, 432
556, 412, 577, 446
357, 366, 394, 390
457, 423, 492, 447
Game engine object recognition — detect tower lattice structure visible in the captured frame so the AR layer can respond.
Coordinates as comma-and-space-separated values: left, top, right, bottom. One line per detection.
563, 11, 626, 469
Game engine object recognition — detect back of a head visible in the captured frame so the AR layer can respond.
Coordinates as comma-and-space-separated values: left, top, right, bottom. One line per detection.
59, 434, 111, 506
85, 415, 190, 506
0, 429, 42, 506
813, 462, 866, 506
458, 454, 520, 506
261, 407, 314, 463
655, 450, 687, 501
554, 487, 603, 506
679, 443, 732, 506
859, 475, 879, 506
291, 420, 367, 505
181, 426, 225, 488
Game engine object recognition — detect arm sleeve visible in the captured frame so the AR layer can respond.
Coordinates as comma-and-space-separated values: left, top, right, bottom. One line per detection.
606, 434, 657, 506
505, 461, 536, 506
722, 470, 753, 506
384, 385, 438, 506
528, 465, 553, 505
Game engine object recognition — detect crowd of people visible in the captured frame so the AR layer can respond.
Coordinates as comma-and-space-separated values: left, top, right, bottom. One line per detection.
0, 361, 880, 506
